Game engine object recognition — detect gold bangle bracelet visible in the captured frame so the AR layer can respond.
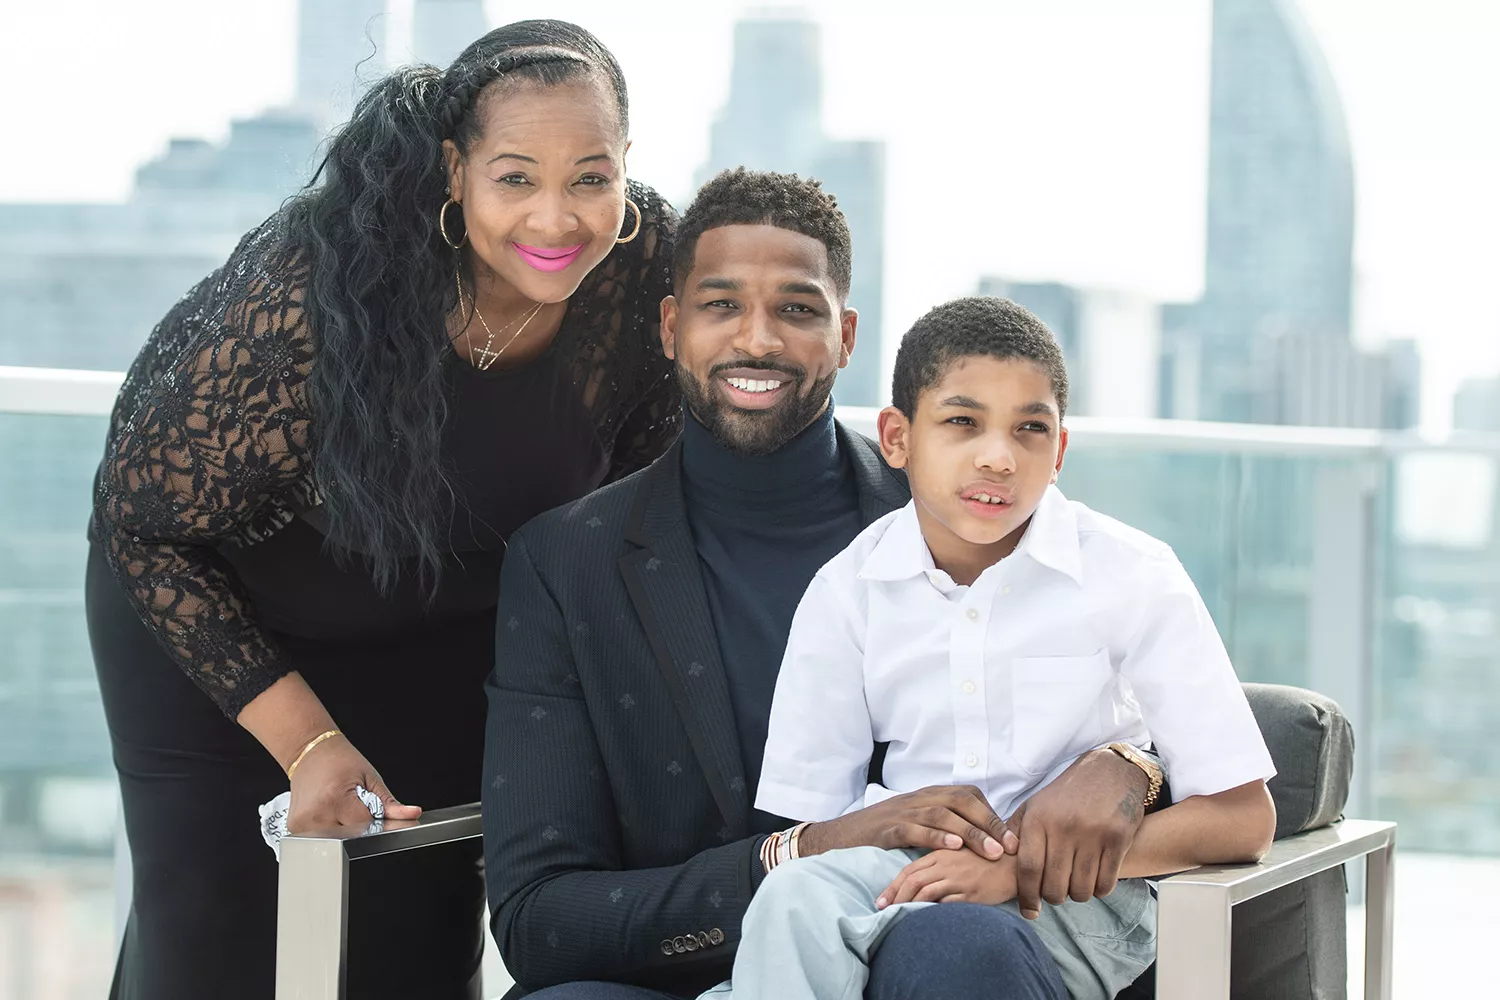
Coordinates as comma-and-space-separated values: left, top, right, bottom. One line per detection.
286, 729, 342, 779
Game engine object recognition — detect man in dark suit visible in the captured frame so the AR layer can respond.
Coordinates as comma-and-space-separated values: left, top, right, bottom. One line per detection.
483, 169, 1156, 999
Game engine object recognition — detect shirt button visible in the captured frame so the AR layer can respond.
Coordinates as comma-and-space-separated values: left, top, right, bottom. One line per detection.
966, 608, 979, 621
966, 753, 979, 768
1002, 586, 1012, 596
962, 680, 976, 695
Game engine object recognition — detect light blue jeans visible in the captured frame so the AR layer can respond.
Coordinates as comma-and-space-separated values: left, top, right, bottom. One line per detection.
699, 846, 1157, 1000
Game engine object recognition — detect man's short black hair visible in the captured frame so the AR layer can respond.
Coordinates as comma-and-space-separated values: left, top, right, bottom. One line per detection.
673, 167, 853, 298
891, 296, 1070, 419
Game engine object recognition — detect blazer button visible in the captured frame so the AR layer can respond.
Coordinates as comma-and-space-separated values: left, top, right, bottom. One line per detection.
672, 936, 687, 954
708, 928, 725, 946
659, 939, 674, 956
697, 931, 711, 949
684, 934, 699, 951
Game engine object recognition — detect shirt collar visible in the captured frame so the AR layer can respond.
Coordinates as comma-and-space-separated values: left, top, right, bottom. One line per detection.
1012, 486, 1085, 585
858, 486, 1084, 586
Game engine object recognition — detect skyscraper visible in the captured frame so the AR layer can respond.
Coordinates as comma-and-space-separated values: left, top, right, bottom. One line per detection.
1454, 375, 1500, 433
695, 16, 887, 407
295, 0, 387, 127
1166, 0, 1357, 424
412, 0, 489, 70
977, 278, 1162, 421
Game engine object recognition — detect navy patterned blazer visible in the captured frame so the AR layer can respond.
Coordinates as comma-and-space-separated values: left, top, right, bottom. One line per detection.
484, 421, 908, 996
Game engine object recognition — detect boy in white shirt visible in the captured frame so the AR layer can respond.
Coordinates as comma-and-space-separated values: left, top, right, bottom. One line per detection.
702, 297, 1278, 1000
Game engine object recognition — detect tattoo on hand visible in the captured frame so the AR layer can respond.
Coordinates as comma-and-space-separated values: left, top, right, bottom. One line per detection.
1116, 790, 1144, 824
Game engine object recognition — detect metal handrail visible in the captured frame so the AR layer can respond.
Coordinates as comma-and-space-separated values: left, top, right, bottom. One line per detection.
9, 363, 1496, 458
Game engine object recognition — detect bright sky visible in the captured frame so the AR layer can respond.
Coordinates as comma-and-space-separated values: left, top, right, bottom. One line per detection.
3, 0, 1497, 429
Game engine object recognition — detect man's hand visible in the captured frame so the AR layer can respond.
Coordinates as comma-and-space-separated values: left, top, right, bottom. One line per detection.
798, 785, 1009, 860
876, 849, 1018, 907
1003, 749, 1149, 919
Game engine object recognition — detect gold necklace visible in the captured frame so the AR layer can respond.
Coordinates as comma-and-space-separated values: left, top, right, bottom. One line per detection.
456, 272, 545, 371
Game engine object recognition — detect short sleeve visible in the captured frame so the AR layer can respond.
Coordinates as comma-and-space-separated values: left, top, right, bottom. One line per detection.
755, 572, 875, 821
1120, 554, 1278, 801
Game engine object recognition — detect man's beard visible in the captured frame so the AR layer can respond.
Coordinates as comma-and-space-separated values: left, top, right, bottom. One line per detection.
676, 361, 836, 456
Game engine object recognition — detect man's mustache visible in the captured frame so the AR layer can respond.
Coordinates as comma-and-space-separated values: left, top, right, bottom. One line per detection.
708, 360, 803, 382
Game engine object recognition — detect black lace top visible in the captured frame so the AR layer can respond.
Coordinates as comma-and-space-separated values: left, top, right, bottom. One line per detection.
91, 180, 681, 718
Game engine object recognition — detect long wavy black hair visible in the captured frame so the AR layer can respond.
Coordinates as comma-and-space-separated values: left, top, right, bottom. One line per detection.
281, 20, 630, 594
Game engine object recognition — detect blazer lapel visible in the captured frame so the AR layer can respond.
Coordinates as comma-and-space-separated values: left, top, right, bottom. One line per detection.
837, 421, 911, 525
619, 445, 750, 837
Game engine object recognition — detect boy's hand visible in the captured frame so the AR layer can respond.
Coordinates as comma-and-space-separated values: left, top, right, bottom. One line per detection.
876, 849, 1018, 908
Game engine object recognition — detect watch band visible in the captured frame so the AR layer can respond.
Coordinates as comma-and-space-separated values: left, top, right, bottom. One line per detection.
1107, 742, 1164, 810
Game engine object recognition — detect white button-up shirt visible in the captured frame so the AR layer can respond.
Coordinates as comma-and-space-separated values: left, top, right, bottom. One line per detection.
756, 487, 1276, 822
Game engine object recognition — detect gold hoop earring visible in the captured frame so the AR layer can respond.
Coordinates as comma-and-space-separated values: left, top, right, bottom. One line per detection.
616, 198, 642, 244
439, 198, 467, 249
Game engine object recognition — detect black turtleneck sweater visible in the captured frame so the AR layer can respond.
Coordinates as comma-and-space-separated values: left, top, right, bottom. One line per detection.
681, 406, 863, 833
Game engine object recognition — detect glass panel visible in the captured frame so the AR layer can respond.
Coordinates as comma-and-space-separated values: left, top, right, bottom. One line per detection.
1377, 450, 1500, 853
0, 411, 116, 1000
1060, 445, 1345, 691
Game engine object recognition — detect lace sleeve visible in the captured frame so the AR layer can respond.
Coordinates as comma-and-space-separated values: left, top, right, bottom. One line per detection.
94, 243, 321, 718
606, 188, 682, 482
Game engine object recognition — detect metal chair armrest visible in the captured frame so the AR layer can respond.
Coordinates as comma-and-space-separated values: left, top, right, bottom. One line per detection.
274, 802, 483, 1000
1154, 818, 1396, 1000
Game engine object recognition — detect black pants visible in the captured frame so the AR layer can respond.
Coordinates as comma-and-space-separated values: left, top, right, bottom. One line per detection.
86, 544, 490, 1000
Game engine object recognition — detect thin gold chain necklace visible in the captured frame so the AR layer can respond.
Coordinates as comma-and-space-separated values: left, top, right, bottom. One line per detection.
456, 271, 545, 371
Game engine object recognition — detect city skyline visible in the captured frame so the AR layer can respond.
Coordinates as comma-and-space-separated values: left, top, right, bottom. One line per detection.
2, 0, 1498, 429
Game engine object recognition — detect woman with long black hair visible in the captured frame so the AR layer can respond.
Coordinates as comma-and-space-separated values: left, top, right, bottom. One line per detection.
86, 20, 678, 999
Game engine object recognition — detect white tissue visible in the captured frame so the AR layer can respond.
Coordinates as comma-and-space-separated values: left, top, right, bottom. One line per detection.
259, 785, 385, 861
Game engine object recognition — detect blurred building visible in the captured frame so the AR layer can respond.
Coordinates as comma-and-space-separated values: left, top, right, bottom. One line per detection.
295, 0, 387, 127
0, 4, 330, 860
1160, 0, 1420, 429
1381, 338, 1423, 431
976, 277, 1162, 420
1453, 374, 1500, 433
1259, 330, 1421, 429
695, 15, 887, 408
0, 114, 319, 372
412, 0, 488, 70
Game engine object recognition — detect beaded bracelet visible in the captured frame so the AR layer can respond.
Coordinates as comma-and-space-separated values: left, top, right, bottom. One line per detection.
759, 821, 811, 875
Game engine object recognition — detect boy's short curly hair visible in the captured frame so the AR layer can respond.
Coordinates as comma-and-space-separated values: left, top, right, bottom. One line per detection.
673, 167, 852, 298
892, 297, 1070, 419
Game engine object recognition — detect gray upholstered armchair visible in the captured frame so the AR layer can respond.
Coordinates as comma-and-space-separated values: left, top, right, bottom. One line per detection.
1126, 683, 1395, 999
273, 683, 1394, 1000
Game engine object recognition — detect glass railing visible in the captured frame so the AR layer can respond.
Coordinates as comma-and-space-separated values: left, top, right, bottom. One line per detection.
0, 369, 119, 1000
2, 367, 1498, 998
838, 407, 1500, 848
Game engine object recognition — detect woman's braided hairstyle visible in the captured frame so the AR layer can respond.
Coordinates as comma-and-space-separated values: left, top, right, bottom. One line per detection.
438, 21, 629, 151
281, 20, 630, 596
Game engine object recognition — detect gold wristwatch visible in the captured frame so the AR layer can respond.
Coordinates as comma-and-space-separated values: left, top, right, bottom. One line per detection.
1107, 742, 1164, 810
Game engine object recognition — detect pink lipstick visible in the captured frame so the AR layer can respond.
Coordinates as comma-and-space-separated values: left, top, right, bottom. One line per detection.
513, 242, 587, 273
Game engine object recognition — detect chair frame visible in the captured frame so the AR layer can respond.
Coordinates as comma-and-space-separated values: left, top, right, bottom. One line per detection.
274, 803, 483, 1000
273, 808, 1394, 1000
1154, 818, 1395, 1000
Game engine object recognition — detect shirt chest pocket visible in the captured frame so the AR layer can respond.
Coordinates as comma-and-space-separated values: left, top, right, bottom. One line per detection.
1009, 649, 1114, 776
